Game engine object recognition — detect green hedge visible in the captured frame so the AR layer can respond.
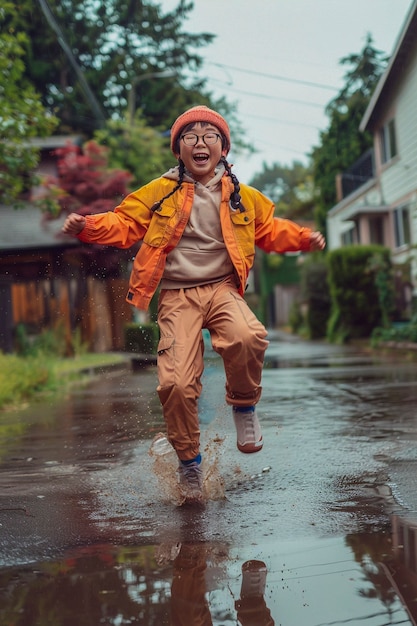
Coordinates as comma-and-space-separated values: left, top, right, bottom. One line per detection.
327, 245, 394, 343
300, 256, 331, 339
124, 322, 159, 354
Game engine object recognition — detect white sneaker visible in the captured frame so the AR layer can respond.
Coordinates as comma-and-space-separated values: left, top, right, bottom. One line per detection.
232, 406, 263, 453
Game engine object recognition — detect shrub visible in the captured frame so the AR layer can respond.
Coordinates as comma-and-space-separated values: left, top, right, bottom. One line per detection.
14, 323, 89, 358
371, 312, 417, 346
0, 354, 56, 409
124, 322, 159, 354
300, 256, 330, 339
327, 245, 394, 343
14, 323, 67, 357
289, 300, 304, 334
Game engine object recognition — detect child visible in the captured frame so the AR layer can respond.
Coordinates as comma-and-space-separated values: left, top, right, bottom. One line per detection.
62, 105, 325, 503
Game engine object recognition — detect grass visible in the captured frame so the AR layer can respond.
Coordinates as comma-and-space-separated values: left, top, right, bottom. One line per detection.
54, 352, 127, 375
0, 352, 128, 411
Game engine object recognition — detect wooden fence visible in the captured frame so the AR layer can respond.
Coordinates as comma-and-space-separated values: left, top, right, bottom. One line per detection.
11, 277, 134, 353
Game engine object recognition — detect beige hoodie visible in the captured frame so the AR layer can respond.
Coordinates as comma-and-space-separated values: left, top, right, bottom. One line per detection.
159, 164, 235, 290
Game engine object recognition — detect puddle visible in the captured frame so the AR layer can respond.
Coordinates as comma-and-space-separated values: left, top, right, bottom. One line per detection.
0, 528, 414, 626
2, 336, 417, 623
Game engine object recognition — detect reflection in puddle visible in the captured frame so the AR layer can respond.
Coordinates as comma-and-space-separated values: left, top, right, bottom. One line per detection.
1, 522, 416, 626
384, 514, 417, 626
168, 544, 273, 626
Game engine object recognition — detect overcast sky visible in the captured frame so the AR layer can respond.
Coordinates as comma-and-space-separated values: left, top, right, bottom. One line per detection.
160, 0, 413, 182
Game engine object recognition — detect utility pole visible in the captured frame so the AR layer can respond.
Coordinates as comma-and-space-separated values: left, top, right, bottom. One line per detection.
36, 0, 106, 125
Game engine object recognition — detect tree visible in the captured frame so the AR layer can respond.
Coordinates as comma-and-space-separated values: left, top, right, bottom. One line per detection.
40, 140, 132, 217
0, 2, 57, 206
311, 34, 388, 233
39, 139, 134, 273
93, 113, 173, 190
10, 0, 216, 134
249, 161, 316, 221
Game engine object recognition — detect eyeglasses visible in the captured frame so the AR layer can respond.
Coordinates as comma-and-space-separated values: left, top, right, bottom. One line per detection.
180, 132, 221, 146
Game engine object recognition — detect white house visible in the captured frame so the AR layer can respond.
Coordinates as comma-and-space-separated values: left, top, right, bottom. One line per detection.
327, 0, 417, 310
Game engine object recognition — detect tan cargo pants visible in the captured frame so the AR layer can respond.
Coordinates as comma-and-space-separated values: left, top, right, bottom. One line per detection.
156, 276, 269, 461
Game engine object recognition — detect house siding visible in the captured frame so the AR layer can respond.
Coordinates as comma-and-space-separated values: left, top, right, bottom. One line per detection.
327, 6, 417, 303
378, 53, 417, 208
327, 181, 382, 249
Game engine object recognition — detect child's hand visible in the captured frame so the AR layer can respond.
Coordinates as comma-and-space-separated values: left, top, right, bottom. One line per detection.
62, 213, 86, 236
309, 231, 326, 251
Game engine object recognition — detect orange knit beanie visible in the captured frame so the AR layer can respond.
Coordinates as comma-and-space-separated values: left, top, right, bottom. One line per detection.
170, 105, 231, 155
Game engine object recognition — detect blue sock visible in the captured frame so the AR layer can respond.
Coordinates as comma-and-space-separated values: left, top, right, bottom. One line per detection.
233, 405, 255, 413
181, 453, 202, 466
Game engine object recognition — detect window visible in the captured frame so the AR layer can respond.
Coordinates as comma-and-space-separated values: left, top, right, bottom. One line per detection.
341, 228, 355, 246
379, 119, 397, 164
369, 216, 384, 245
394, 206, 411, 247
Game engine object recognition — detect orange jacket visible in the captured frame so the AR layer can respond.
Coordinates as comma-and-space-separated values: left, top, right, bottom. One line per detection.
78, 175, 312, 310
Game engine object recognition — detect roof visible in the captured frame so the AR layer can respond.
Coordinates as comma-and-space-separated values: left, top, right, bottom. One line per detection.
0, 204, 78, 251
360, 0, 417, 131
28, 135, 82, 150
0, 135, 83, 252
342, 205, 391, 222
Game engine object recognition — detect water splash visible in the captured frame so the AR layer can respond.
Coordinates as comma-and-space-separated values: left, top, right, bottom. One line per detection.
149, 433, 226, 506
149, 433, 183, 506
202, 434, 225, 501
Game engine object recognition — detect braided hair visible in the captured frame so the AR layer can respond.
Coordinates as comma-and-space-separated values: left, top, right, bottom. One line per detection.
221, 156, 246, 213
150, 159, 186, 212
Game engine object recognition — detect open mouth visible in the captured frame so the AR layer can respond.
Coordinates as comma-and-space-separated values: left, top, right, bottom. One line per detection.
193, 153, 209, 163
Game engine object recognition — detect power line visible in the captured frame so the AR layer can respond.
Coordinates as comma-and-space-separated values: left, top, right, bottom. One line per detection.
36, 0, 106, 124
208, 81, 326, 109
251, 141, 310, 157
210, 62, 339, 92
245, 113, 321, 130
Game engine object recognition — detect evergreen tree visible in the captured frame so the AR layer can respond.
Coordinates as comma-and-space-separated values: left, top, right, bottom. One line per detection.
9, 0, 217, 134
311, 34, 388, 233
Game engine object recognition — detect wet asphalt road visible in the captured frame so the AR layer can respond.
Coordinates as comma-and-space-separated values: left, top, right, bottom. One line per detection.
1, 332, 417, 625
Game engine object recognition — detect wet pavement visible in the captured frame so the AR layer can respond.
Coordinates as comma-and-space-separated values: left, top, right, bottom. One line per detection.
1, 332, 417, 625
